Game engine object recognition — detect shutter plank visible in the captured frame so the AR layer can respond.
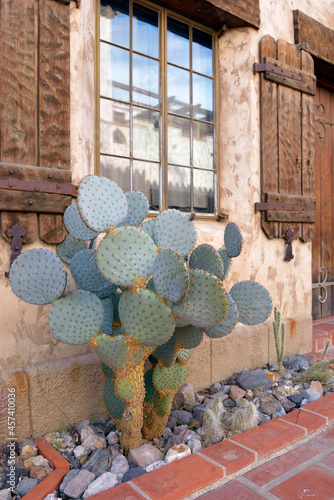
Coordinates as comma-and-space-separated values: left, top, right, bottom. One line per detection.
259, 35, 278, 239
301, 51, 315, 242
0, 0, 36, 164
39, 214, 67, 244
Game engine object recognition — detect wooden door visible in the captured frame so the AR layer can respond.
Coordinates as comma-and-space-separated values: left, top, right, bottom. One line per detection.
312, 84, 334, 319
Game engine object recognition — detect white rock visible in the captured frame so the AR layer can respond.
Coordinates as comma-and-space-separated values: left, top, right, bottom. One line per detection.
81, 426, 106, 453
144, 461, 166, 472
43, 495, 61, 500
107, 431, 119, 446
127, 444, 163, 468
165, 444, 191, 464
188, 438, 202, 453
109, 454, 129, 482
73, 445, 86, 459
0, 490, 11, 500
20, 444, 38, 461
82, 472, 118, 498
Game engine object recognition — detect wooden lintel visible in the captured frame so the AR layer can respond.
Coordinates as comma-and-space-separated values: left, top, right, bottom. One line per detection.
0, 163, 72, 183
294, 10, 334, 66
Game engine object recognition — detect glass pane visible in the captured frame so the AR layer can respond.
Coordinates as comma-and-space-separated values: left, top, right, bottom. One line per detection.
133, 161, 160, 210
133, 54, 159, 107
100, 99, 130, 156
167, 17, 189, 68
133, 107, 160, 161
100, 43, 130, 101
100, 0, 129, 48
193, 74, 213, 122
167, 65, 190, 116
193, 122, 214, 169
168, 115, 190, 166
192, 28, 213, 76
133, 3, 159, 59
100, 156, 131, 192
168, 165, 191, 211
193, 169, 214, 213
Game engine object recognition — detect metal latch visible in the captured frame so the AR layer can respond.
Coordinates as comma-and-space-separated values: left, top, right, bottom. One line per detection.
253, 63, 303, 82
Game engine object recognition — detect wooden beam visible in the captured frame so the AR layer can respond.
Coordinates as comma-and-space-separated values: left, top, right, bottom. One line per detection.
294, 10, 334, 66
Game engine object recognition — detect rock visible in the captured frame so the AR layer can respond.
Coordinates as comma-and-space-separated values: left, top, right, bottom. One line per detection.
307, 354, 318, 366
258, 394, 282, 417
196, 394, 205, 404
282, 399, 297, 413
310, 381, 324, 396
59, 470, 80, 498
24, 455, 49, 470
77, 420, 90, 434
188, 419, 201, 430
169, 410, 193, 426
188, 438, 202, 453
19, 439, 35, 454
43, 495, 61, 500
80, 425, 106, 453
15, 477, 39, 496
173, 425, 188, 436
30, 465, 53, 481
82, 449, 111, 477
165, 444, 191, 464
284, 373, 292, 380
245, 389, 253, 400
237, 370, 272, 390
213, 382, 222, 390
20, 444, 38, 461
109, 454, 129, 481
258, 413, 271, 425
1, 467, 25, 490
301, 388, 321, 403
183, 401, 200, 412
272, 406, 286, 418
192, 407, 206, 423
63, 470, 95, 499
144, 461, 165, 472
109, 445, 121, 459
44, 433, 59, 444
82, 472, 118, 498
165, 433, 183, 452
212, 392, 229, 402
179, 429, 200, 444
270, 363, 278, 371
223, 385, 231, 394
173, 383, 196, 409
122, 467, 146, 483
223, 398, 236, 408
0, 490, 11, 500
103, 420, 115, 436
61, 452, 81, 470
288, 393, 305, 406
106, 431, 118, 446
283, 354, 309, 371
229, 385, 246, 401
73, 445, 86, 459
127, 444, 163, 469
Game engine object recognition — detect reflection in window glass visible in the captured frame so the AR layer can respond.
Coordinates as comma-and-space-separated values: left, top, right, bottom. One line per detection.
133, 54, 159, 107
168, 165, 191, 211
133, 161, 160, 210
193, 169, 214, 213
193, 122, 214, 169
133, 107, 160, 161
167, 65, 190, 116
167, 17, 189, 68
100, 156, 131, 192
100, 99, 130, 156
100, 43, 130, 101
193, 74, 213, 122
192, 28, 213, 76
133, 3, 159, 58
168, 115, 190, 166
100, 0, 129, 48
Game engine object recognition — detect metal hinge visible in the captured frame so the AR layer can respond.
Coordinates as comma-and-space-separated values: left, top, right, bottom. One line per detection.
254, 62, 303, 82
255, 202, 306, 212
0, 179, 77, 197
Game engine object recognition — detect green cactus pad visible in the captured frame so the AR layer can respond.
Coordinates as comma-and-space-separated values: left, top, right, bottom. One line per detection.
146, 278, 157, 293
64, 203, 99, 241
144, 369, 157, 402
153, 209, 196, 257
155, 394, 172, 417
95, 334, 146, 373
97, 226, 158, 288
104, 377, 126, 420
153, 249, 189, 303
140, 220, 155, 240
153, 363, 188, 395
101, 362, 115, 378
151, 336, 177, 368
218, 246, 232, 281
175, 317, 190, 328
204, 293, 239, 338
224, 222, 243, 258
77, 175, 128, 232
100, 298, 114, 335
119, 289, 175, 346
172, 269, 228, 328
48, 290, 104, 344
230, 280, 272, 325
62, 273, 71, 296
189, 244, 224, 280
114, 375, 137, 402
176, 348, 194, 364
10, 249, 67, 305
70, 249, 115, 295
56, 236, 86, 264
120, 191, 149, 226
174, 325, 203, 349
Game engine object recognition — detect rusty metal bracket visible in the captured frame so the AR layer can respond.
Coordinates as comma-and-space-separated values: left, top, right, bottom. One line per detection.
4, 224, 26, 278
253, 62, 303, 82
255, 202, 306, 212
0, 179, 77, 197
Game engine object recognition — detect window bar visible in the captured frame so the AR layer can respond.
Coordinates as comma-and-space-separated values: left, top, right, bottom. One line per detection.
189, 24, 194, 213
129, 0, 134, 190
162, 9, 168, 210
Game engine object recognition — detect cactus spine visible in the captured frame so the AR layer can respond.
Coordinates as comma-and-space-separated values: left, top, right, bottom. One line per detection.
273, 307, 285, 377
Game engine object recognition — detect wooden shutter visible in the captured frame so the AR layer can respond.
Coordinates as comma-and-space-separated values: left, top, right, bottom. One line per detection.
258, 35, 316, 242
0, 0, 73, 245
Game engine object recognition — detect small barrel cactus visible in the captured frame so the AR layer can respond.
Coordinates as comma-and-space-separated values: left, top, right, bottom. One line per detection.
9, 175, 272, 451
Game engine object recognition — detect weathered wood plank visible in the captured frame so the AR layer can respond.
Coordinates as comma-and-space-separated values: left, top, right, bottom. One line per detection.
39, 214, 67, 244
0, 190, 71, 213
0, 0, 36, 164
0, 163, 72, 183
259, 35, 278, 239
261, 56, 316, 95
264, 193, 316, 223
39, 0, 70, 168
1, 211, 38, 243
294, 10, 334, 66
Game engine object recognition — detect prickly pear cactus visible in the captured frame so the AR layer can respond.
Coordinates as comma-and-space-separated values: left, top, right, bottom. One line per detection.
8, 175, 272, 452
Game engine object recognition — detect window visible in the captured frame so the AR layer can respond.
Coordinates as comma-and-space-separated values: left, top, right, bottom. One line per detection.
99, 0, 217, 214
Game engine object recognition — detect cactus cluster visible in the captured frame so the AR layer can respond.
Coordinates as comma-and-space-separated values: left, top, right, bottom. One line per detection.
9, 175, 272, 451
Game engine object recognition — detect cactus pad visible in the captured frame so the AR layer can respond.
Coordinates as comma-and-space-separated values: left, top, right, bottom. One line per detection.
104, 377, 126, 419
119, 289, 175, 346
70, 249, 115, 295
48, 290, 104, 344
97, 226, 157, 288
218, 246, 232, 281
154, 394, 172, 417
140, 220, 155, 240
153, 363, 188, 395
151, 336, 177, 368
64, 203, 99, 241
230, 280, 272, 325
95, 334, 146, 373
189, 244, 224, 280
153, 249, 189, 303
153, 209, 196, 257
176, 348, 194, 364
144, 369, 157, 403
77, 175, 128, 232
100, 298, 114, 335
172, 269, 228, 328
120, 191, 149, 226
224, 222, 243, 258
101, 362, 115, 378
56, 236, 86, 264
174, 325, 203, 349
115, 372, 139, 402
10, 249, 67, 305
204, 293, 239, 338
